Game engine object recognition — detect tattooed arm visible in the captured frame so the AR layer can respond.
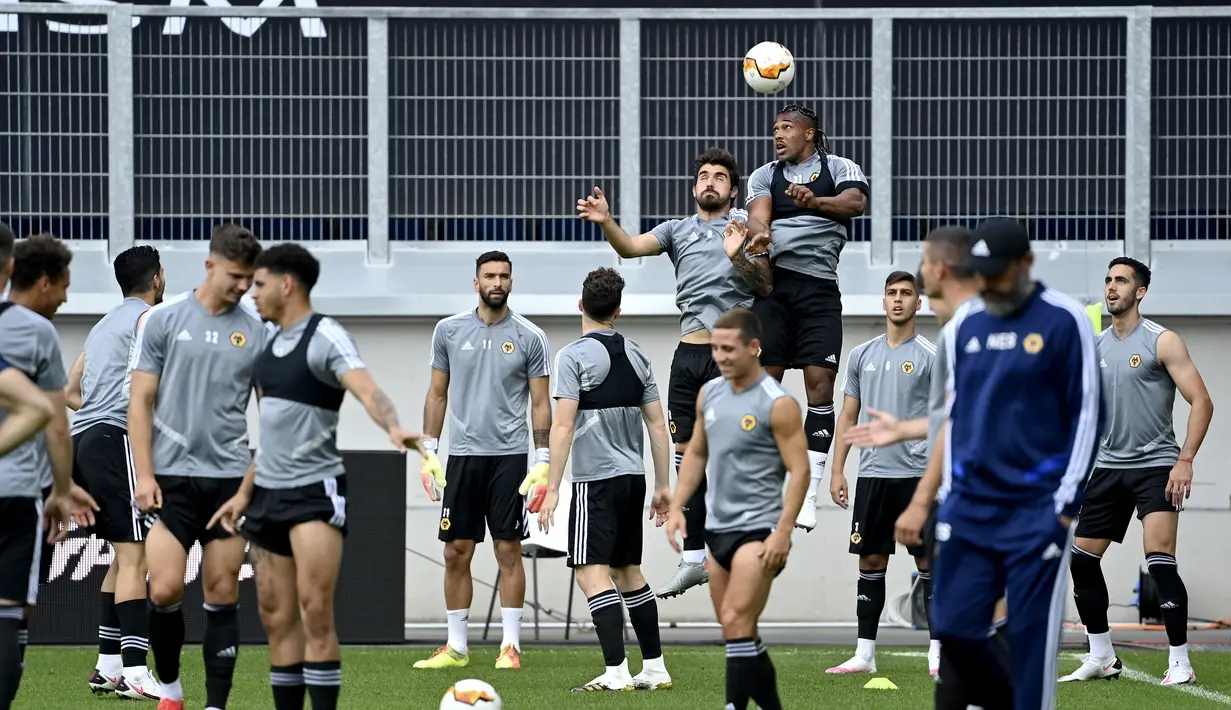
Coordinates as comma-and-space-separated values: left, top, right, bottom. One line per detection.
724, 220, 774, 296
529, 376, 552, 450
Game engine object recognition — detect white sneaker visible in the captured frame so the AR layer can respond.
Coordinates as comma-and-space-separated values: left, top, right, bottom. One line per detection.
88, 668, 120, 694
826, 654, 876, 674
1161, 663, 1196, 686
115, 667, 161, 700
632, 665, 673, 690
570, 664, 636, 692
1058, 655, 1122, 682
794, 493, 818, 531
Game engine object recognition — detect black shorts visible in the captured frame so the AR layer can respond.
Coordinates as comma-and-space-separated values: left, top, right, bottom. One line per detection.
1076, 466, 1177, 544
705, 528, 786, 577
667, 342, 721, 444
849, 476, 927, 558
72, 424, 144, 544
0, 496, 43, 606
438, 454, 530, 543
750, 267, 843, 370
239, 475, 348, 558
151, 476, 243, 553
567, 475, 645, 569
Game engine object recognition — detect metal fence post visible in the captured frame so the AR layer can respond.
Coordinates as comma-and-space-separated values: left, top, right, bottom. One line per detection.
367, 17, 391, 264
107, 6, 135, 258
1123, 7, 1152, 263
869, 17, 893, 265
618, 17, 642, 240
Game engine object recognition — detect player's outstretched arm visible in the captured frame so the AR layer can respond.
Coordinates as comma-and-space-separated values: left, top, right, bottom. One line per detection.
770, 396, 811, 530
0, 368, 54, 456
64, 352, 85, 411
577, 186, 664, 258
341, 368, 424, 453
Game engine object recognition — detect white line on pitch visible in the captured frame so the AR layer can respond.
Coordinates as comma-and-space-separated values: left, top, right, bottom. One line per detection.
1120, 667, 1231, 706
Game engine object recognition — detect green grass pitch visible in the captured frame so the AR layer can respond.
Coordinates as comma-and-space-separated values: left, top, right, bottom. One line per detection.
16, 644, 1231, 709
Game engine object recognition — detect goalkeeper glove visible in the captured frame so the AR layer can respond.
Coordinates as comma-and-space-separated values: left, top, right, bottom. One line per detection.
420, 437, 446, 502
520, 448, 550, 513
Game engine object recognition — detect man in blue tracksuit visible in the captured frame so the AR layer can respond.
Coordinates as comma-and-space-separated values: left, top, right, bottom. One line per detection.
931, 218, 1103, 710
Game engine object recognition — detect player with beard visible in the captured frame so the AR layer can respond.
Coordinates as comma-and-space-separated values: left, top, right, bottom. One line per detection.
743, 104, 870, 534
1060, 257, 1212, 686
65, 245, 166, 701
416, 251, 552, 671
0, 231, 98, 709
931, 218, 1101, 710
824, 272, 937, 676
576, 147, 772, 599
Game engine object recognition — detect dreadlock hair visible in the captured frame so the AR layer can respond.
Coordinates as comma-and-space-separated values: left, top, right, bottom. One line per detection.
778, 103, 831, 156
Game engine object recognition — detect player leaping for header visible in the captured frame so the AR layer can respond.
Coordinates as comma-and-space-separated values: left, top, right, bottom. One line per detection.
578, 147, 772, 599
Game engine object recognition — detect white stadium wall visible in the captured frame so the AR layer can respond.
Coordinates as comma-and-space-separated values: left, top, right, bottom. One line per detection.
54, 309, 1231, 625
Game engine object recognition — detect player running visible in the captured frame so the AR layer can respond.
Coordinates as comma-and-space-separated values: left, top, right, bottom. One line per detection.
743, 104, 870, 532
416, 251, 552, 671
128, 224, 267, 710
931, 218, 1101, 710
0, 230, 98, 710
577, 147, 771, 599
65, 245, 165, 701
534, 267, 673, 692
207, 244, 425, 710
667, 308, 810, 710
1061, 257, 1212, 686
824, 272, 937, 676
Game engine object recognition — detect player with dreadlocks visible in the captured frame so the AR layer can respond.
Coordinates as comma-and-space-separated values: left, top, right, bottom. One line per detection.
744, 103, 869, 535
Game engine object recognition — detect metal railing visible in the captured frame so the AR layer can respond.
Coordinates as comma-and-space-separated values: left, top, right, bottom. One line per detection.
1, 4, 1228, 267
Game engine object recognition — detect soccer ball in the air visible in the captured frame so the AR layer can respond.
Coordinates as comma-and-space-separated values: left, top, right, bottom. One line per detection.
743, 41, 795, 94
440, 679, 502, 709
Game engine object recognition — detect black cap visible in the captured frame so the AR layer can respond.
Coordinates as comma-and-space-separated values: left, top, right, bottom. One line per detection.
968, 218, 1031, 277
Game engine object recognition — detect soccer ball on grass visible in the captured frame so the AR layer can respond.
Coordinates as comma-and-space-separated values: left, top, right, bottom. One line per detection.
440, 678, 502, 709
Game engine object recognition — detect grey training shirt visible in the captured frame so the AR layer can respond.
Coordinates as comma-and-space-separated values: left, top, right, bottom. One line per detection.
551, 331, 659, 483
255, 314, 364, 489
1096, 319, 1180, 469
703, 373, 793, 533
746, 152, 869, 281
72, 297, 150, 436
131, 291, 269, 479
649, 209, 757, 337
0, 303, 67, 497
843, 333, 935, 478
430, 309, 552, 456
